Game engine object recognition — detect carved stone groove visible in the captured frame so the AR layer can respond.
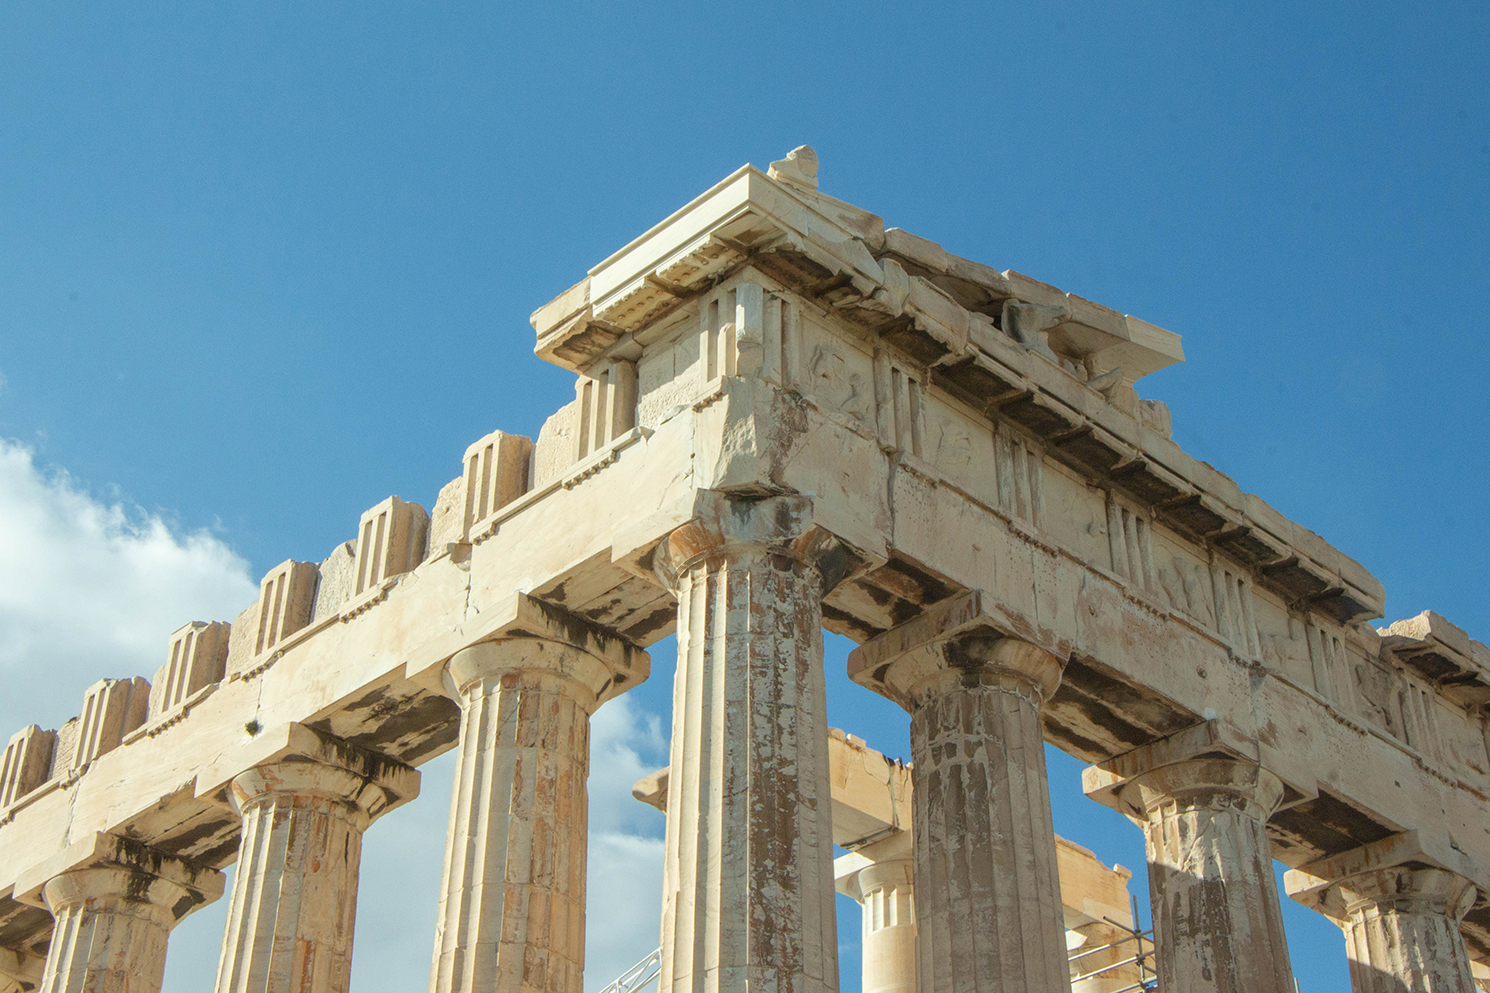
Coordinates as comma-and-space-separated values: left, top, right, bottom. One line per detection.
214, 736, 416, 993
848, 594, 1073, 993
428, 602, 647, 993
1124, 758, 1294, 993
652, 492, 847, 993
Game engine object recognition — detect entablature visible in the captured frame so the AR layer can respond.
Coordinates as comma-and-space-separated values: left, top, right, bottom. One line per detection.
530, 149, 1383, 639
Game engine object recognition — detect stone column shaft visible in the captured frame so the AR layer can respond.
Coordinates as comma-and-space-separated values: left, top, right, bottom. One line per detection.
655, 494, 841, 993
431, 659, 590, 993
22, 835, 223, 993
848, 594, 1072, 993
427, 607, 644, 993
910, 650, 1069, 993
213, 732, 416, 993
1129, 758, 1293, 993
1334, 867, 1477, 993
836, 850, 916, 993
42, 868, 178, 993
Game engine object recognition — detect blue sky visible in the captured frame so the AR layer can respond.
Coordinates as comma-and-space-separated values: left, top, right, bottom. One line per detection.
2, 4, 1486, 992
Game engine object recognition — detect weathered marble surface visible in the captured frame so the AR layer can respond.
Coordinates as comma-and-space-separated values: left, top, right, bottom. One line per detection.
211, 726, 417, 993
850, 599, 1072, 993
428, 607, 645, 993
4, 146, 1490, 988
652, 493, 844, 993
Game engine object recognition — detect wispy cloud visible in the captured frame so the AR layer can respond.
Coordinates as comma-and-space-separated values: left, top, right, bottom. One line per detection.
0, 437, 672, 992
0, 438, 259, 735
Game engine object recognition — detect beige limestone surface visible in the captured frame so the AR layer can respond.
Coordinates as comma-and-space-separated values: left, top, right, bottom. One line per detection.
1, 147, 1487, 993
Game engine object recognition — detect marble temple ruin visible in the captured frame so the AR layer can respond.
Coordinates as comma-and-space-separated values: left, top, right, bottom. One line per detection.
2, 147, 1487, 993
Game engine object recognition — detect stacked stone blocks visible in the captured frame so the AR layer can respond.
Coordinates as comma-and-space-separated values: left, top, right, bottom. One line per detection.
0, 148, 1486, 993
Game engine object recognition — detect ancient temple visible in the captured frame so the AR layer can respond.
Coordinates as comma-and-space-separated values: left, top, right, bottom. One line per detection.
2, 147, 1487, 993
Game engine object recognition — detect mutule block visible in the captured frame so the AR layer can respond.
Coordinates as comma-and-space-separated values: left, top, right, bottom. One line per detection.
71, 678, 149, 770
462, 431, 534, 540
352, 496, 429, 597
0, 725, 56, 809
253, 560, 319, 656
151, 621, 230, 718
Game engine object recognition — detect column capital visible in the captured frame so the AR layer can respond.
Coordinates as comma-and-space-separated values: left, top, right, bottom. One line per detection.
444, 592, 649, 707
1286, 831, 1484, 922
1084, 719, 1307, 820
847, 590, 1066, 710
12, 832, 223, 925
652, 489, 867, 594
197, 722, 419, 829
1122, 758, 1285, 823
833, 832, 913, 904
1334, 866, 1478, 920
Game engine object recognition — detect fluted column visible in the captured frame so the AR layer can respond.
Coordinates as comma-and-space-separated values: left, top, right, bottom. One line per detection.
1124, 758, 1293, 993
428, 595, 647, 993
1313, 865, 1477, 993
653, 492, 852, 993
834, 837, 917, 993
848, 591, 1072, 993
212, 726, 417, 993
25, 835, 223, 993
1340, 868, 1477, 993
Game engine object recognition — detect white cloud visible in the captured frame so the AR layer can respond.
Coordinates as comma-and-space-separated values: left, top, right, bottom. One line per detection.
583, 694, 669, 992
164, 683, 672, 992
334, 693, 668, 993
0, 438, 259, 735
0, 436, 672, 992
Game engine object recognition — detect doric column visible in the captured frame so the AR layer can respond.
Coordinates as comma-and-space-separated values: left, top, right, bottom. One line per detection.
15, 833, 223, 993
1286, 834, 1482, 993
1335, 868, 1477, 993
208, 724, 418, 993
428, 594, 648, 993
834, 835, 916, 993
847, 591, 1072, 993
653, 491, 858, 993
1097, 753, 1294, 993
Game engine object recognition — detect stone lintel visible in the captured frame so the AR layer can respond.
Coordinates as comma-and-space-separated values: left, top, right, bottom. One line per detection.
827, 727, 911, 850
193, 721, 420, 812
0, 946, 43, 990
633, 725, 912, 849
1083, 718, 1318, 817
833, 834, 913, 902
530, 150, 1183, 387
847, 590, 1068, 709
404, 591, 649, 697
631, 768, 668, 812
1285, 831, 1485, 919
530, 277, 596, 371
607, 492, 704, 584
1054, 836, 1138, 931
12, 832, 223, 914
1380, 610, 1490, 704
